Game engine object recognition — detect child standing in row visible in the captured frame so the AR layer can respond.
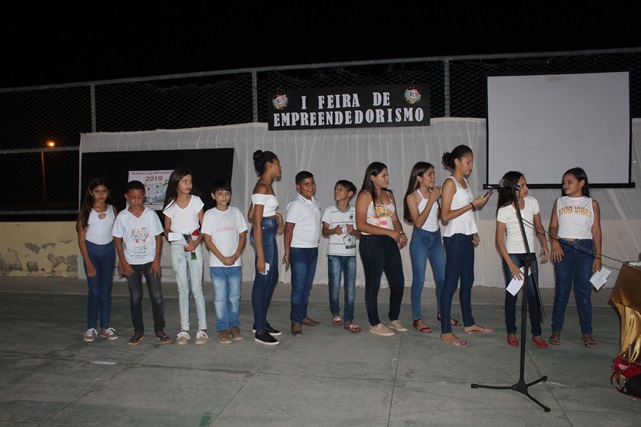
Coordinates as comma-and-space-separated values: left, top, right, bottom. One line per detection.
321, 180, 361, 333
548, 167, 602, 348
113, 180, 170, 345
283, 171, 322, 337
162, 167, 208, 345
403, 161, 459, 335
495, 171, 549, 349
77, 177, 119, 342
202, 179, 248, 344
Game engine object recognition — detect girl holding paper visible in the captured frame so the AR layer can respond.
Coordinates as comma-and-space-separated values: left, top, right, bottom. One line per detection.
548, 167, 602, 349
495, 171, 549, 349
163, 167, 208, 345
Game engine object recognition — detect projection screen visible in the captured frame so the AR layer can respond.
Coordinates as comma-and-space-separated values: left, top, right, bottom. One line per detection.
486, 71, 631, 188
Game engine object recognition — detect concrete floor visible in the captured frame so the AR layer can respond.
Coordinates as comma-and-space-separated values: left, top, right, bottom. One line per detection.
1, 276, 640, 426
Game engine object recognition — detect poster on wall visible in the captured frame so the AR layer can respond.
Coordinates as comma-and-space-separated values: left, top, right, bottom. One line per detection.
127, 170, 172, 210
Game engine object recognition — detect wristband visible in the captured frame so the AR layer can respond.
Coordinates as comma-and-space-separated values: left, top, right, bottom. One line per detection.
469, 202, 474, 210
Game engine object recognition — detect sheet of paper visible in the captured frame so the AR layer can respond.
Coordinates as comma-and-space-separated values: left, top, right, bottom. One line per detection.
168, 232, 183, 242
590, 267, 611, 290
259, 262, 270, 276
506, 267, 532, 296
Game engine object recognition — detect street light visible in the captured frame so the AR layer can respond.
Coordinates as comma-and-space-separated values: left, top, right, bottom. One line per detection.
41, 140, 56, 204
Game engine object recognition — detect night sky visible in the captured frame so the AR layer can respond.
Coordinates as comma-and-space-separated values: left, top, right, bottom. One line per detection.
1, 2, 639, 88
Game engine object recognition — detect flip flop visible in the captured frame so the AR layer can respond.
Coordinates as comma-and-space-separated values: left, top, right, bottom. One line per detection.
583, 337, 597, 348
344, 322, 361, 333
548, 334, 561, 345
464, 325, 495, 335
441, 334, 468, 348
156, 333, 172, 344
332, 315, 343, 325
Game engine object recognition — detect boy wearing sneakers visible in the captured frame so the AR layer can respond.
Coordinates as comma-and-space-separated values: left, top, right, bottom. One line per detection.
112, 180, 171, 345
283, 171, 322, 337
321, 180, 362, 333
201, 179, 248, 344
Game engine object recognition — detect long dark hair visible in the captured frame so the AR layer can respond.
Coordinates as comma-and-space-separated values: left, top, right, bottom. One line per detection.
497, 171, 523, 211
563, 167, 590, 197
441, 144, 472, 170
77, 177, 111, 231
403, 161, 434, 224
360, 161, 390, 209
163, 167, 200, 211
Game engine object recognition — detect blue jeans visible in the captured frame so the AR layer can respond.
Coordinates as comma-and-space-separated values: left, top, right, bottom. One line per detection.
409, 227, 445, 320
551, 239, 594, 335
210, 266, 242, 331
84, 240, 116, 330
126, 262, 166, 334
359, 234, 405, 326
328, 255, 357, 323
249, 217, 279, 333
440, 233, 475, 333
170, 242, 207, 331
290, 247, 318, 324
503, 253, 542, 336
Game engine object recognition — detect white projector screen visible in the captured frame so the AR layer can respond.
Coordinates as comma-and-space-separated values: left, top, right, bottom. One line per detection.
486, 71, 631, 188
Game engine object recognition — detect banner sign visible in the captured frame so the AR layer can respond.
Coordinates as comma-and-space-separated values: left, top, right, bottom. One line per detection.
268, 84, 430, 130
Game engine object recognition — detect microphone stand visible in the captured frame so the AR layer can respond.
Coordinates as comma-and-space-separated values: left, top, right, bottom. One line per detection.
471, 185, 550, 412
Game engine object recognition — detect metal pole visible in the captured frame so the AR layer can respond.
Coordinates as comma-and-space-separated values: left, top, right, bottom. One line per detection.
41, 151, 47, 204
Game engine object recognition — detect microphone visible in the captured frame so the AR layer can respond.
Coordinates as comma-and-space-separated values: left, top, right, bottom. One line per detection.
498, 179, 521, 190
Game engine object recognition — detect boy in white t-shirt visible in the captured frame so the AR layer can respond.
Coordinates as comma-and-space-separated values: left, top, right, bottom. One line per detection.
321, 180, 362, 333
283, 171, 322, 337
201, 179, 248, 344
112, 180, 170, 345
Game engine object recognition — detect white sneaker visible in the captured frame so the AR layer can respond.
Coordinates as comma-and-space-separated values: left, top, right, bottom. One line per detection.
176, 331, 190, 346
369, 323, 394, 336
99, 327, 119, 341
388, 320, 408, 332
83, 328, 97, 342
195, 330, 209, 345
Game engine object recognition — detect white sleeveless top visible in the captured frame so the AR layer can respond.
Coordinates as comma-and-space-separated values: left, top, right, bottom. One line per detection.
556, 196, 594, 239
85, 205, 115, 245
416, 189, 440, 232
442, 176, 477, 237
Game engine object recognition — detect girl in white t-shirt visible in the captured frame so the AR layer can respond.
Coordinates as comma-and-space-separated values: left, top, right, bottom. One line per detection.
495, 171, 549, 349
162, 167, 208, 346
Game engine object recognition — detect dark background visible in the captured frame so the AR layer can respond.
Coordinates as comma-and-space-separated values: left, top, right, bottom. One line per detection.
2, 2, 640, 88
81, 148, 235, 214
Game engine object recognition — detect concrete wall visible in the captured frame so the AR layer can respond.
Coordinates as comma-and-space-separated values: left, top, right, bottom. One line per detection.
0, 222, 78, 277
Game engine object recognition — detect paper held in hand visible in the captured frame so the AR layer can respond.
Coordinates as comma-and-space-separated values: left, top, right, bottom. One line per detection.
590, 267, 611, 290
506, 267, 531, 296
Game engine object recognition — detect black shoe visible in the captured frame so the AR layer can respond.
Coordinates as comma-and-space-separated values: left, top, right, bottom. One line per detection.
254, 331, 279, 346
252, 322, 282, 336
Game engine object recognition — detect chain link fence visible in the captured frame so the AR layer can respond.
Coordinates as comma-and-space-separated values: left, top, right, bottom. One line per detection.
1, 48, 640, 217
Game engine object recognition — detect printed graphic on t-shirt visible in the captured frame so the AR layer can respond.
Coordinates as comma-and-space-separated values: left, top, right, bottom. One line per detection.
130, 227, 151, 260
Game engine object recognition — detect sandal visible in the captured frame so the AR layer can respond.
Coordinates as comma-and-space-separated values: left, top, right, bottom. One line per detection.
344, 322, 361, 333
127, 334, 144, 346
440, 333, 468, 348
437, 313, 462, 327
583, 335, 597, 348
156, 333, 172, 344
548, 333, 561, 346
332, 315, 343, 326
413, 318, 432, 334
464, 324, 495, 335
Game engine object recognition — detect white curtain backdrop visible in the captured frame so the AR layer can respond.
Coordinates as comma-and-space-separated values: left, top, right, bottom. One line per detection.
80, 118, 641, 289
